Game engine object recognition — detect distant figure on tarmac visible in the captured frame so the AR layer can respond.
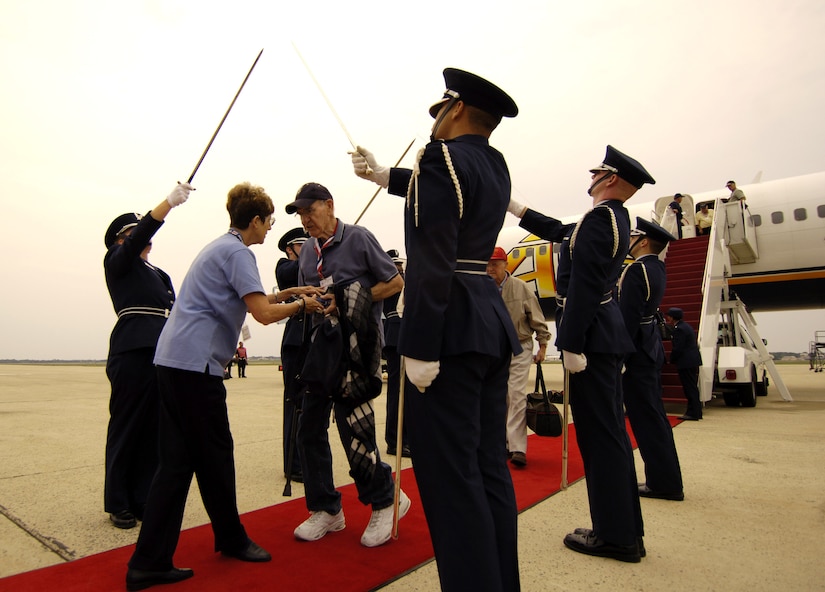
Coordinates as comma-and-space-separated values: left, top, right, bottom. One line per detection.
235, 342, 248, 377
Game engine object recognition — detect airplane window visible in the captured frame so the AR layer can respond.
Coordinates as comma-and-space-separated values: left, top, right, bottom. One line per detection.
771, 211, 784, 224
794, 208, 807, 221
512, 248, 521, 258
539, 245, 547, 255
751, 214, 762, 226
526, 247, 534, 257
818, 205, 825, 218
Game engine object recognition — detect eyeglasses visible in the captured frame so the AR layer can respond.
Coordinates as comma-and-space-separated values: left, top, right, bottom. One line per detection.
258, 214, 275, 228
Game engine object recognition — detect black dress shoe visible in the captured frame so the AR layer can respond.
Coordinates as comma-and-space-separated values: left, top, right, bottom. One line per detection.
563, 531, 641, 563
572, 528, 646, 558
221, 540, 272, 562
401, 444, 412, 458
126, 567, 193, 591
638, 484, 684, 501
110, 511, 137, 529
286, 472, 303, 483
678, 414, 701, 421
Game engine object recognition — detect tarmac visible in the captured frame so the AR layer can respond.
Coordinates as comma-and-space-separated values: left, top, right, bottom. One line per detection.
0, 362, 823, 591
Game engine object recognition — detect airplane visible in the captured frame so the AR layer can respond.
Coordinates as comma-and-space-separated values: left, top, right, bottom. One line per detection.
497, 171, 825, 315
496, 171, 825, 406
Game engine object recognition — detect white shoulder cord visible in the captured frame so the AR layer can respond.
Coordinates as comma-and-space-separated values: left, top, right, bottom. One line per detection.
569, 205, 619, 259
618, 258, 652, 301
405, 142, 463, 228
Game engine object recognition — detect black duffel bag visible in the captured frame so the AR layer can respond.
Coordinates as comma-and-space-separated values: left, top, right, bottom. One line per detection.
526, 362, 563, 437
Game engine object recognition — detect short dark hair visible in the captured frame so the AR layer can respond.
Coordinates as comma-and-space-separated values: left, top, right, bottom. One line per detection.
227, 182, 274, 229
466, 104, 501, 134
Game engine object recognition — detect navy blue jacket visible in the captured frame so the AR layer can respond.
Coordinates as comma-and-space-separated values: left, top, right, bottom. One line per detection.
388, 134, 520, 360
276, 257, 304, 349
670, 320, 702, 368
520, 201, 634, 355
618, 255, 666, 365
104, 213, 175, 356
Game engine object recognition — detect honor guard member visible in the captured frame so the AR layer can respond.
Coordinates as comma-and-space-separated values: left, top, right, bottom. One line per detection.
666, 307, 704, 420
508, 145, 655, 563
351, 68, 522, 592
382, 250, 409, 457
103, 183, 193, 530
619, 218, 684, 501
276, 227, 309, 482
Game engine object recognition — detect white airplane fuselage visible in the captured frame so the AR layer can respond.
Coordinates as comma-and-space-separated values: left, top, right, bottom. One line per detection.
498, 171, 825, 314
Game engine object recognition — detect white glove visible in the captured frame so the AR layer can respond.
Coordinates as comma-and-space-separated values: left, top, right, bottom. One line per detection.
404, 356, 440, 392
166, 182, 194, 207
507, 198, 526, 218
562, 350, 587, 374
350, 146, 389, 188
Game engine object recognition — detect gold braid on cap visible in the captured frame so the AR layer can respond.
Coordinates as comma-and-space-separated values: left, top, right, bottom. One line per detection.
406, 141, 464, 227
569, 204, 619, 259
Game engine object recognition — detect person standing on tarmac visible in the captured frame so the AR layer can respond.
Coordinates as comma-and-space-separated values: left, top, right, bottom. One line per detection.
618, 218, 685, 501
351, 68, 522, 591
126, 182, 324, 591
507, 145, 655, 563
486, 246, 551, 468
103, 182, 193, 530
275, 226, 309, 482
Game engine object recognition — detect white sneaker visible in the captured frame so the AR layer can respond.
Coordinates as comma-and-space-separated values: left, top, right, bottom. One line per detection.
360, 490, 411, 547
293, 509, 346, 541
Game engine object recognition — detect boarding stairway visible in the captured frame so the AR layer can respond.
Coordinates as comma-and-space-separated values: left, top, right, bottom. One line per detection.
659, 235, 709, 403
657, 199, 792, 405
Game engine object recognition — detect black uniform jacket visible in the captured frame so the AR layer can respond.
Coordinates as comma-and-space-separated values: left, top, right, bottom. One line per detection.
387, 134, 520, 361
670, 321, 703, 369
619, 255, 666, 365
276, 257, 305, 349
104, 213, 174, 355
519, 201, 634, 356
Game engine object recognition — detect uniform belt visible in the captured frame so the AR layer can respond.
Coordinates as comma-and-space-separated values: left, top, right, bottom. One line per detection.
117, 306, 171, 319
454, 259, 488, 275
640, 314, 655, 325
555, 292, 613, 308
385, 311, 400, 319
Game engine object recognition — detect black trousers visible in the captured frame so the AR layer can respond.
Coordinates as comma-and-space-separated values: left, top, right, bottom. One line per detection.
623, 356, 683, 494
569, 352, 643, 546
407, 339, 519, 592
678, 366, 703, 418
281, 345, 302, 475
128, 366, 248, 571
104, 348, 159, 516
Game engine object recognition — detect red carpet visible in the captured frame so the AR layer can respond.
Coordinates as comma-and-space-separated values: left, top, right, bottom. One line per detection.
1, 418, 679, 592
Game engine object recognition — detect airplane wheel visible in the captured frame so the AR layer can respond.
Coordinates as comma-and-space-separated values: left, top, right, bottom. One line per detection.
739, 368, 758, 408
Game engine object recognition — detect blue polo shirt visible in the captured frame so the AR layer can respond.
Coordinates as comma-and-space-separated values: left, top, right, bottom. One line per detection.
154, 232, 265, 376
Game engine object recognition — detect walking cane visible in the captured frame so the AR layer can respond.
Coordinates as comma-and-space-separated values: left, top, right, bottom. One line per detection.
392, 356, 406, 539
561, 367, 570, 490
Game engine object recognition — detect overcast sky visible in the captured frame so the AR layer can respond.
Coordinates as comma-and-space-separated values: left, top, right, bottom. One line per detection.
2, 0, 824, 360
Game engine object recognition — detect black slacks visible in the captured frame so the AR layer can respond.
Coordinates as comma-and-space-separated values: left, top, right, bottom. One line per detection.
128, 366, 248, 571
